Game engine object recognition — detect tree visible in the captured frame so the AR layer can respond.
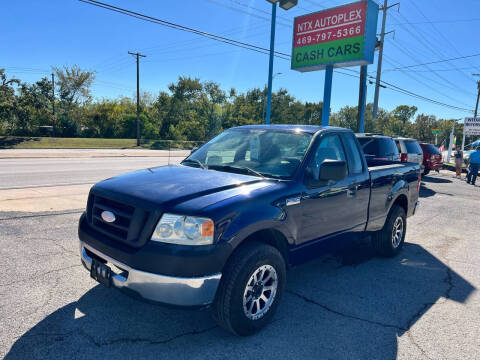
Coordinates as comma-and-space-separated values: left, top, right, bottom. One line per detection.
392, 105, 418, 124
54, 65, 95, 107
201, 81, 226, 138
160, 76, 203, 140
0, 69, 20, 134
15, 78, 54, 135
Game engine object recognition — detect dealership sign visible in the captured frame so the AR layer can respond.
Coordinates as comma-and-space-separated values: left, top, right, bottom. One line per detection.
464, 117, 480, 136
291, 0, 379, 72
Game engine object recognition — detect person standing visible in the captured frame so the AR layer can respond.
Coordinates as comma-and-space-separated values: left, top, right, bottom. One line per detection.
466, 146, 480, 185
454, 150, 463, 178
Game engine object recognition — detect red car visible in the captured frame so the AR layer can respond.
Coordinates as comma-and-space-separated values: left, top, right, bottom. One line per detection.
420, 142, 443, 176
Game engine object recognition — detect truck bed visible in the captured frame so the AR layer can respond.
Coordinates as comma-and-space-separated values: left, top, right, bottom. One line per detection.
366, 159, 421, 232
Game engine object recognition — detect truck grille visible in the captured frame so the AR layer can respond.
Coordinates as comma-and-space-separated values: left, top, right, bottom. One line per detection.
87, 194, 150, 247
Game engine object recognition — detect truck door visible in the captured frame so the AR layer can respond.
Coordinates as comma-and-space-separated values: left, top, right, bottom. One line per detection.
340, 132, 370, 231
298, 133, 368, 246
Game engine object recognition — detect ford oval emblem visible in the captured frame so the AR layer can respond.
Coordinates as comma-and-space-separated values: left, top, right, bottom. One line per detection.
101, 211, 116, 223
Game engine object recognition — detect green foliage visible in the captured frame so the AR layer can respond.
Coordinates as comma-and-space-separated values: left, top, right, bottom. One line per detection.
0, 69, 467, 148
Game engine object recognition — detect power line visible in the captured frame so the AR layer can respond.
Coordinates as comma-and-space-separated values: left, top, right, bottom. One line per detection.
391, 18, 480, 25
337, 68, 473, 113
383, 55, 474, 108
384, 41, 476, 99
385, 66, 479, 73
78, 0, 291, 60
79, 0, 473, 114
388, 11, 477, 94
383, 52, 480, 71
405, 0, 480, 80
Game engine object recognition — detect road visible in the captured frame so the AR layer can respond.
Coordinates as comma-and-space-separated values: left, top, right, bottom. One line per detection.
0, 167, 479, 359
0, 152, 184, 189
0, 152, 186, 212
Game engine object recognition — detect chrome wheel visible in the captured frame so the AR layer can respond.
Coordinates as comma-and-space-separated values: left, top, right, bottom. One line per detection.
243, 265, 278, 320
392, 216, 404, 248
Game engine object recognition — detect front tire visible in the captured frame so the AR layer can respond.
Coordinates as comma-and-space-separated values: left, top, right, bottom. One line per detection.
212, 242, 286, 336
372, 205, 406, 257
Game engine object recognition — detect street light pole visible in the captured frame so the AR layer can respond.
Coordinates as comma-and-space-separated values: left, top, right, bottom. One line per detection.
265, 0, 297, 124
263, 72, 282, 123
265, 1, 277, 125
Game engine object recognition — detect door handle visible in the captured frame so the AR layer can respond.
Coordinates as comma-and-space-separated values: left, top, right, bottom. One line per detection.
347, 185, 358, 197
286, 196, 301, 206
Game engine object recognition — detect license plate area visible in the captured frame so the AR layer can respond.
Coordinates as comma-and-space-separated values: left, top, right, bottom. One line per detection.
90, 258, 112, 287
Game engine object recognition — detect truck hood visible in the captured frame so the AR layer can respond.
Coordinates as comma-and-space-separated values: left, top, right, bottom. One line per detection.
91, 165, 266, 209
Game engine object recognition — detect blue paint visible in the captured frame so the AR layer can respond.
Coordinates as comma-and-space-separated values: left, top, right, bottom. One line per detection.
265, 2, 277, 125
363, 0, 380, 64
321, 65, 333, 126
358, 65, 368, 132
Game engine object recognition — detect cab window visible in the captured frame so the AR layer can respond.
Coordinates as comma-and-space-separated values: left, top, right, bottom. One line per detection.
309, 134, 347, 179
342, 134, 363, 174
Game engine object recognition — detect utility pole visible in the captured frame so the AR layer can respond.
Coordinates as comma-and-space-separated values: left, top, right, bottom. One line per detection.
51, 73, 55, 136
128, 51, 146, 146
372, 0, 399, 119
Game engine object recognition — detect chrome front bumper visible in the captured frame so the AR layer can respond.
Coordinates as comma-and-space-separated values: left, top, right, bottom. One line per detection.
80, 242, 222, 307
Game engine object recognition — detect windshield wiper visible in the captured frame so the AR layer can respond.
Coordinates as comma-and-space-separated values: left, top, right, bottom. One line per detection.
181, 158, 206, 169
208, 164, 266, 178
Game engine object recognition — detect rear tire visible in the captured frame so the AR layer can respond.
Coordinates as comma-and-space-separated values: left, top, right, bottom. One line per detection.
372, 205, 406, 257
212, 242, 286, 336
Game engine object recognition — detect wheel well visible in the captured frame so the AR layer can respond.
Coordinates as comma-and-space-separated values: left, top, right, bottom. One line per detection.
228, 229, 290, 268
393, 194, 408, 214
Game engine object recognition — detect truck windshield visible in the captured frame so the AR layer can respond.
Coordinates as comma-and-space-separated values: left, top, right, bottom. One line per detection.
183, 128, 313, 179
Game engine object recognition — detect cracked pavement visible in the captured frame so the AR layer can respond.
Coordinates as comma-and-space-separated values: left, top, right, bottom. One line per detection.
0, 171, 479, 359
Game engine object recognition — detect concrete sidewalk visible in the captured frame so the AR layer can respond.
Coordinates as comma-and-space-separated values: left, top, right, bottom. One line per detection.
0, 184, 91, 212
0, 149, 190, 158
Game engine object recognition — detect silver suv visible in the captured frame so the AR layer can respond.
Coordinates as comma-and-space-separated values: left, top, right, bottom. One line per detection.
395, 137, 424, 169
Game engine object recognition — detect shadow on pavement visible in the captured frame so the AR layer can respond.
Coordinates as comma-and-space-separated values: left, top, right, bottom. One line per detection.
421, 176, 452, 184
419, 184, 436, 198
0, 136, 39, 149
5, 241, 475, 360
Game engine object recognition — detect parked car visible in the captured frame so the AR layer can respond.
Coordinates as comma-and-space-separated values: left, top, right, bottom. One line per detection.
419, 142, 442, 176
79, 125, 421, 336
355, 133, 400, 161
395, 137, 424, 169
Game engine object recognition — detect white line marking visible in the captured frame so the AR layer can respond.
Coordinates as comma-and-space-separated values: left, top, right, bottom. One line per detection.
296, 19, 363, 36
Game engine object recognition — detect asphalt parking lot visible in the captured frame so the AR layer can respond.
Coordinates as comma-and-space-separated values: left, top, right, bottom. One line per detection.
0, 166, 479, 359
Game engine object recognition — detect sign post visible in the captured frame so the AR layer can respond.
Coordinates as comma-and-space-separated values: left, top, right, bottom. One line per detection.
357, 64, 368, 132
322, 65, 334, 126
291, 0, 379, 126
432, 129, 441, 145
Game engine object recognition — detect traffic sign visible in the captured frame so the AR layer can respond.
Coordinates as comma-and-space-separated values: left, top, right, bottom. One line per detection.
432, 129, 442, 134
291, 0, 379, 72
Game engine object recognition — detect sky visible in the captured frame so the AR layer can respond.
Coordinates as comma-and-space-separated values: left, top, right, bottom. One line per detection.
2, 0, 480, 120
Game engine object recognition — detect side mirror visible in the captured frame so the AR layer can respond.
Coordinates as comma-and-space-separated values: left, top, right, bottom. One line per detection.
319, 160, 347, 182
190, 146, 199, 155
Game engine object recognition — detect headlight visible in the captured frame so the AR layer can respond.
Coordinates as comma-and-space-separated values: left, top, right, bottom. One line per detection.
151, 213, 214, 245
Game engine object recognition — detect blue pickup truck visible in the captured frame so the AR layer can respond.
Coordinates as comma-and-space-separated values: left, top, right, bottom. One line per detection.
79, 125, 420, 335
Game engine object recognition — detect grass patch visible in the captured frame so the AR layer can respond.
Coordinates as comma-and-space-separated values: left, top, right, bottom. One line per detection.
0, 137, 203, 150
0, 137, 151, 149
